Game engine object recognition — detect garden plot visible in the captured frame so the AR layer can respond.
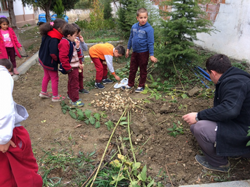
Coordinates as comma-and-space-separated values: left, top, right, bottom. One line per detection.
12, 61, 250, 186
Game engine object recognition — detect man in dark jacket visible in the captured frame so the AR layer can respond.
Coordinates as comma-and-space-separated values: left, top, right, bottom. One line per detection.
183, 54, 250, 172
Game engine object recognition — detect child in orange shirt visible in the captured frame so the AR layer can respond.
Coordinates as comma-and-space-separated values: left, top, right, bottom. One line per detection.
89, 43, 125, 89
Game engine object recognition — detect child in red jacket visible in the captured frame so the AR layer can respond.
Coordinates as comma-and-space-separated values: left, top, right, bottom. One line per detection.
58, 24, 84, 107
38, 18, 67, 102
0, 59, 43, 187
0, 17, 22, 75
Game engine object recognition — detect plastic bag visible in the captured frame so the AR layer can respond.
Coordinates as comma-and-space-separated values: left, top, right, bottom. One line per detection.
114, 78, 128, 89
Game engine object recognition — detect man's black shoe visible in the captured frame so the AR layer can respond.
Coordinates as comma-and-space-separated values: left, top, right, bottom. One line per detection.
195, 155, 230, 173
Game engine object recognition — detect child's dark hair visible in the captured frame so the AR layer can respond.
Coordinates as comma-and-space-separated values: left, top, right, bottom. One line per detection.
62, 24, 77, 37
137, 8, 148, 16
0, 59, 13, 70
115, 46, 125, 56
72, 23, 81, 34
39, 18, 67, 36
0, 17, 9, 28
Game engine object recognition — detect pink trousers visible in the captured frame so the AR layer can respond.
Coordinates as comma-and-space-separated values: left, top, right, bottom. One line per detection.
41, 68, 59, 96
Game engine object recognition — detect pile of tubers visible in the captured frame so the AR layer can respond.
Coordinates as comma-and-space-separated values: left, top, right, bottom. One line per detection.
91, 90, 142, 112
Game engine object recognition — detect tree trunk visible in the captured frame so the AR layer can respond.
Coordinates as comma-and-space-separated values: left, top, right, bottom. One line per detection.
8, 0, 28, 57
45, 6, 51, 22
44, 0, 52, 22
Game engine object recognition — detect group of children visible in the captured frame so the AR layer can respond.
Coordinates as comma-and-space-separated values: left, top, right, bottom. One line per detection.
0, 7, 157, 186
38, 7, 157, 108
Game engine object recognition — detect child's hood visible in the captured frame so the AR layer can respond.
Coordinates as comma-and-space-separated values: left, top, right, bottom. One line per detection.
14, 103, 29, 125
48, 28, 63, 40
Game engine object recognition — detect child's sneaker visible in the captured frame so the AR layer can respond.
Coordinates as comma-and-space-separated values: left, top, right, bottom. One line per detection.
135, 87, 144, 93
95, 83, 105, 89
121, 85, 132, 90
102, 78, 113, 84
52, 95, 65, 102
39, 92, 52, 99
67, 95, 82, 101
13, 68, 19, 75
79, 89, 89, 94
70, 99, 84, 107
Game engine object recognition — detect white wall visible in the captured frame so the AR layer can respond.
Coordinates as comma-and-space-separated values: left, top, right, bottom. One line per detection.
24, 4, 34, 14
13, 0, 24, 15
195, 0, 250, 62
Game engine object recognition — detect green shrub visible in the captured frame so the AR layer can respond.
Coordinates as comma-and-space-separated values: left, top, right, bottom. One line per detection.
53, 0, 65, 19
104, 0, 112, 20
117, 0, 146, 39
155, 0, 213, 76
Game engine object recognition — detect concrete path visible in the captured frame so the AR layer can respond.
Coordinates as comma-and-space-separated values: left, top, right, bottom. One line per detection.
13, 51, 38, 81
180, 180, 250, 187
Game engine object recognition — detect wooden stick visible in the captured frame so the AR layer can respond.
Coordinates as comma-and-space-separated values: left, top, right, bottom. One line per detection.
128, 111, 136, 163
82, 151, 118, 187
88, 107, 128, 187
157, 119, 168, 125
165, 164, 174, 187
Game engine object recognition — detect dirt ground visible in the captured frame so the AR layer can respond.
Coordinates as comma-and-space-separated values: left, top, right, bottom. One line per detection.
12, 26, 250, 186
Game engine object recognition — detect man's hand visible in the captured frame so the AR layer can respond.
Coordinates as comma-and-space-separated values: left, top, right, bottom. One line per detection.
0, 140, 16, 153
125, 49, 130, 58
114, 75, 121, 81
182, 112, 198, 125
150, 56, 158, 63
19, 47, 22, 51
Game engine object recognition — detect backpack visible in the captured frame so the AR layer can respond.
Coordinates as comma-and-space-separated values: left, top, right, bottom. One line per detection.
58, 38, 74, 74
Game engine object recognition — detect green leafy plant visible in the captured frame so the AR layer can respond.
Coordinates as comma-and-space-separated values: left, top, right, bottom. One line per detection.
141, 85, 163, 100
109, 154, 156, 187
60, 101, 108, 129
167, 121, 184, 137
105, 120, 114, 131
232, 62, 247, 71
147, 74, 174, 92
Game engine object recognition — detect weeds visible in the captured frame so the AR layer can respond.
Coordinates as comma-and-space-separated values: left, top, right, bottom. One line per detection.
167, 121, 184, 137
27, 44, 34, 51
39, 149, 95, 186
84, 78, 95, 90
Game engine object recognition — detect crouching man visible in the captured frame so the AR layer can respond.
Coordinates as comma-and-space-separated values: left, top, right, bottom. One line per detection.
183, 54, 250, 172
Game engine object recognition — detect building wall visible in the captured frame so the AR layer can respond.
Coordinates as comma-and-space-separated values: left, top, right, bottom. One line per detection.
0, 0, 35, 27
195, 0, 250, 62
151, 0, 250, 62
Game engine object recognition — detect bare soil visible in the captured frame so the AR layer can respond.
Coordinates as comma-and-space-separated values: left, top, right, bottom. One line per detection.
12, 26, 250, 186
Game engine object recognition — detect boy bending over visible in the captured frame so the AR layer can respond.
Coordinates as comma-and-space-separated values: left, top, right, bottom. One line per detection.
89, 43, 125, 89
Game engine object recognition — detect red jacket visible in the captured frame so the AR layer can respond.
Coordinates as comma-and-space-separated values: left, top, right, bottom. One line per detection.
0, 27, 22, 59
58, 38, 81, 72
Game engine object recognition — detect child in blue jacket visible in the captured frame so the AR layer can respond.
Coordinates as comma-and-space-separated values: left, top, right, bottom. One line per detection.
122, 8, 157, 92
